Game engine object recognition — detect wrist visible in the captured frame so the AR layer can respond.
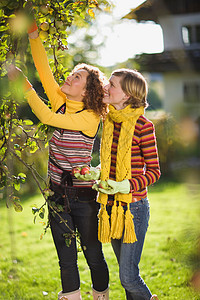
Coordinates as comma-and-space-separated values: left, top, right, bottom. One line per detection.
28, 20, 38, 35
29, 30, 39, 39
122, 179, 130, 193
24, 78, 32, 92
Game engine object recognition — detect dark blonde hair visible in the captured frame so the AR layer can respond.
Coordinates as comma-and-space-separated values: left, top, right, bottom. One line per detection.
73, 63, 107, 117
111, 68, 149, 109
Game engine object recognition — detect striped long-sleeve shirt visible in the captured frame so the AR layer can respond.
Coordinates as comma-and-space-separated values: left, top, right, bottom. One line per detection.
109, 115, 161, 198
48, 104, 98, 187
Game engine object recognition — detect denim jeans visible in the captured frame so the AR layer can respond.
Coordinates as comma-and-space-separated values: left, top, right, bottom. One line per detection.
108, 198, 152, 300
48, 187, 109, 293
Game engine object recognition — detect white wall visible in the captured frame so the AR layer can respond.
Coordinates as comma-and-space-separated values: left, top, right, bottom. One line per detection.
158, 13, 200, 50
163, 72, 200, 119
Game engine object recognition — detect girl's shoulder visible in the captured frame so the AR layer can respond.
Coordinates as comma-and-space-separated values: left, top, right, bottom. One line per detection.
137, 114, 154, 127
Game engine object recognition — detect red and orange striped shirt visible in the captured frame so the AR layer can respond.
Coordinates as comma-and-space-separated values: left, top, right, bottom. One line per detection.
109, 115, 161, 198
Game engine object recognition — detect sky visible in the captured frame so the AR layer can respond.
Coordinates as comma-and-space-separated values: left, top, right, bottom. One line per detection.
96, 0, 164, 66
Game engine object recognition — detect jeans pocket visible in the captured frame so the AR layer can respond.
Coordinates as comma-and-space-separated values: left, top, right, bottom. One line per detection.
130, 198, 150, 223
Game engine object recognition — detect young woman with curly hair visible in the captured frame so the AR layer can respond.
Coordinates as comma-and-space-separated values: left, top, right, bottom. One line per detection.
72, 63, 107, 117
8, 25, 109, 300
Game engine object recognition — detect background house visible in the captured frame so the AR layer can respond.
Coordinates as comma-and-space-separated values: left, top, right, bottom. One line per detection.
124, 0, 200, 121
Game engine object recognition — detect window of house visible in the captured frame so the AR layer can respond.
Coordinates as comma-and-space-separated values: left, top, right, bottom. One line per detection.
183, 82, 200, 103
196, 25, 200, 43
182, 25, 200, 45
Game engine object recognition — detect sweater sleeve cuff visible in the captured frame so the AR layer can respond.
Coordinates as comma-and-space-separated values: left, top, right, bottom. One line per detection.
129, 180, 135, 193
28, 20, 38, 34
24, 78, 33, 93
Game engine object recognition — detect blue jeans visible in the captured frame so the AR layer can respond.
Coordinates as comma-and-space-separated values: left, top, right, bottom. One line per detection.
48, 186, 109, 293
108, 198, 152, 300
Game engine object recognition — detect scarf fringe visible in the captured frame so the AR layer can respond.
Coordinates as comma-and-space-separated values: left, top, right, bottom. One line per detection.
98, 203, 137, 244
98, 205, 111, 243
110, 202, 117, 237
112, 203, 124, 239
123, 205, 137, 243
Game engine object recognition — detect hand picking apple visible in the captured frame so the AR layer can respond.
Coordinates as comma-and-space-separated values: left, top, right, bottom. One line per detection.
92, 179, 130, 194
72, 166, 100, 181
7, 64, 32, 92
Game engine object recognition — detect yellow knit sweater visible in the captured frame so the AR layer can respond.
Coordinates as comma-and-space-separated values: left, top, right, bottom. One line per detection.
25, 37, 100, 137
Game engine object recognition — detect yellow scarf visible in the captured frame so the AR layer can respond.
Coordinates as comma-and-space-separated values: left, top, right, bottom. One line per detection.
97, 104, 144, 243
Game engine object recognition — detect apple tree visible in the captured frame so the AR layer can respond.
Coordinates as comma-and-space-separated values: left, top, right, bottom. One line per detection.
0, 0, 110, 241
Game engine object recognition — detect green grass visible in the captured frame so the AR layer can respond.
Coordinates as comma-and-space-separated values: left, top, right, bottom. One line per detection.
0, 182, 200, 299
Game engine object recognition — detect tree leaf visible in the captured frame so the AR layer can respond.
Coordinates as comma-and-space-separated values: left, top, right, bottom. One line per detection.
14, 182, 20, 191
13, 202, 23, 212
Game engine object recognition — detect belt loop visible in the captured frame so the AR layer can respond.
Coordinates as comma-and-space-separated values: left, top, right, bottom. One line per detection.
61, 170, 73, 186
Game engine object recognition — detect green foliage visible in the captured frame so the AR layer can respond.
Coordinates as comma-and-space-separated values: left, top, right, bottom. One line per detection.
0, 182, 200, 299
149, 111, 180, 178
147, 87, 163, 110
146, 110, 200, 180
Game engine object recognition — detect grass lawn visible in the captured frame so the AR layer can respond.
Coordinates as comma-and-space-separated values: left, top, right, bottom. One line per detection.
0, 181, 200, 299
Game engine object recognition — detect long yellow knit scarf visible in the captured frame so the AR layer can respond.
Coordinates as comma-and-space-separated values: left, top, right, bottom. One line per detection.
97, 104, 144, 243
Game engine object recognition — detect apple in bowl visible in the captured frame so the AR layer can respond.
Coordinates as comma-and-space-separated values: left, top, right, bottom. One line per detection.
72, 167, 81, 176
80, 166, 90, 175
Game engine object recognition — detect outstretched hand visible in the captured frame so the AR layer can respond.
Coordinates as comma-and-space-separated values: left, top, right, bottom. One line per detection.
7, 64, 32, 91
7, 65, 24, 81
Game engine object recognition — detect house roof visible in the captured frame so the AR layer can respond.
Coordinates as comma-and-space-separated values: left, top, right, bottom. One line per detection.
123, 0, 200, 24
134, 49, 200, 72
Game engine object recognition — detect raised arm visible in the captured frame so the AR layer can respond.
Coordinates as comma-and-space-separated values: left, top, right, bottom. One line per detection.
28, 26, 65, 112
7, 65, 99, 137
25, 88, 100, 137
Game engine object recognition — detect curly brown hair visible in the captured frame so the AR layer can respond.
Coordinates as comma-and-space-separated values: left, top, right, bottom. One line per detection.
72, 63, 108, 118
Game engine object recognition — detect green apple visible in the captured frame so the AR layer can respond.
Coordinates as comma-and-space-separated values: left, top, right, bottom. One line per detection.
49, 26, 56, 35
98, 180, 109, 189
55, 20, 63, 28
40, 22, 49, 31
40, 5, 49, 15
55, 20, 67, 31
39, 30, 49, 40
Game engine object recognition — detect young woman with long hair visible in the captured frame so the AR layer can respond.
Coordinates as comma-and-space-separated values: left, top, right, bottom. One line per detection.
93, 69, 161, 300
